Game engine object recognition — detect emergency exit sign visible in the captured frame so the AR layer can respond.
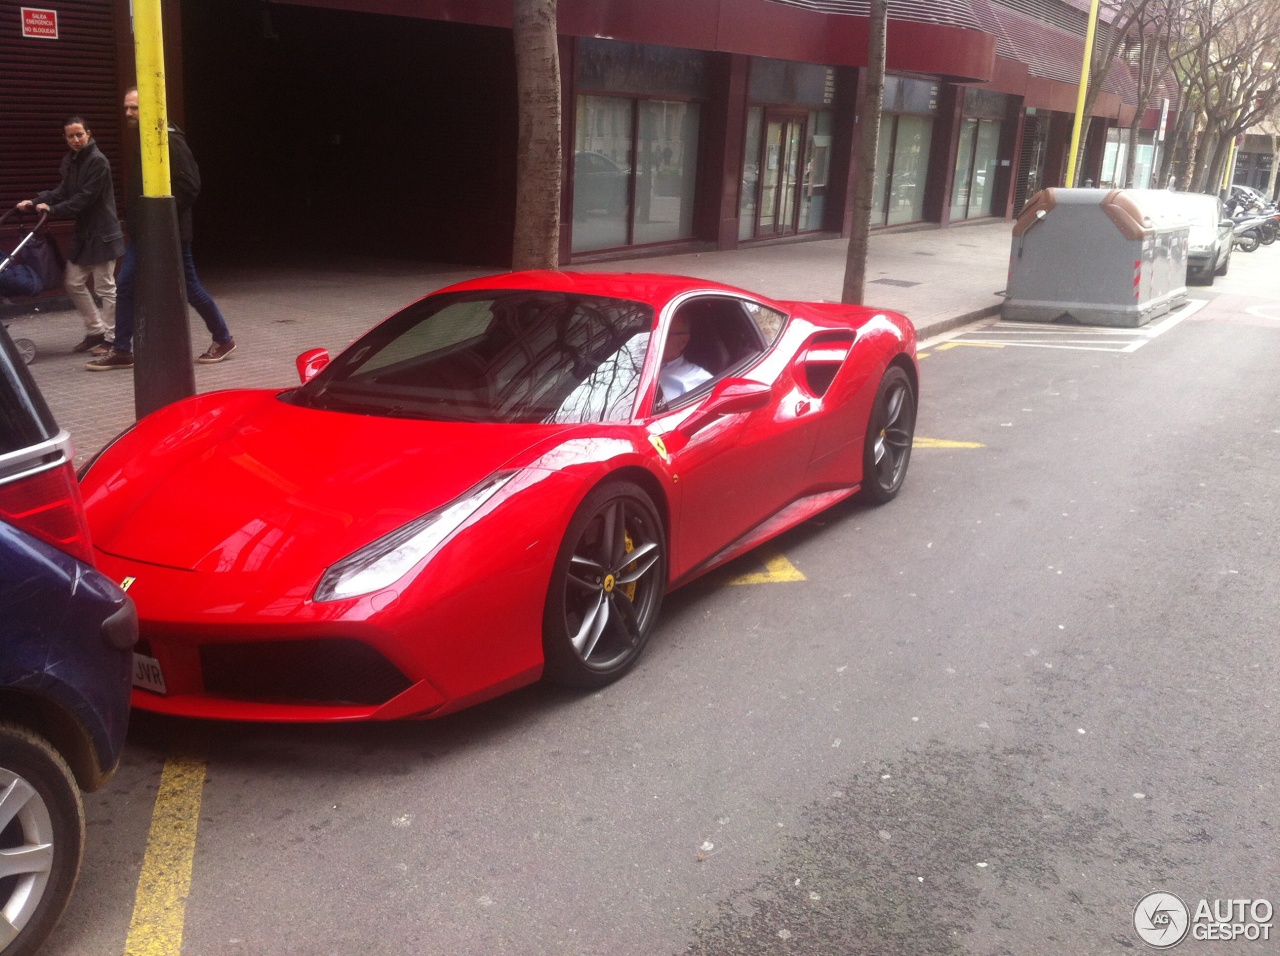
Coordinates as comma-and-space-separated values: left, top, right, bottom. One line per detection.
21, 8, 59, 39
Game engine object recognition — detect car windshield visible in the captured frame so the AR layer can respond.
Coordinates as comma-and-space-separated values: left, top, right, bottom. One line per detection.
288, 290, 654, 424
1171, 194, 1221, 242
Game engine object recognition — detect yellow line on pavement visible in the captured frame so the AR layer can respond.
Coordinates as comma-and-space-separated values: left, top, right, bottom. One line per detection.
124, 756, 207, 956
913, 436, 985, 449
728, 548, 806, 585
934, 341, 1005, 350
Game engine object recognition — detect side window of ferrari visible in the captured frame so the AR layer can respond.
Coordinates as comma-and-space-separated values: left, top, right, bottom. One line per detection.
743, 301, 787, 347
655, 296, 773, 412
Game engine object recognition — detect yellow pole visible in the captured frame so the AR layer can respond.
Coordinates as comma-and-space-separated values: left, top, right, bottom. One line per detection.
1066, 0, 1102, 188
1222, 135, 1240, 192
131, 0, 171, 198
127, 0, 195, 416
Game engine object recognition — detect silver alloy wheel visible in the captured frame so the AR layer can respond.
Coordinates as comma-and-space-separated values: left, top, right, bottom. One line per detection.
563, 496, 663, 670
0, 768, 55, 946
872, 377, 914, 491
860, 366, 916, 505
543, 481, 667, 689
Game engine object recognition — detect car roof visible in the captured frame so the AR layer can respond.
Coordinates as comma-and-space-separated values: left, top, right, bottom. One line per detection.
1167, 191, 1221, 223
432, 271, 780, 311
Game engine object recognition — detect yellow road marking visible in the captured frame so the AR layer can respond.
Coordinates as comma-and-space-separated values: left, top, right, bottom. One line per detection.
124, 756, 207, 956
913, 436, 985, 449
934, 341, 1005, 350
727, 547, 806, 585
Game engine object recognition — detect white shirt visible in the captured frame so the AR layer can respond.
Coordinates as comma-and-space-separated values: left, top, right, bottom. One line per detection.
659, 355, 713, 400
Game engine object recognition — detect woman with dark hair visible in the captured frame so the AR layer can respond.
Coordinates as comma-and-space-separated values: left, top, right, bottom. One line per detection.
18, 114, 124, 352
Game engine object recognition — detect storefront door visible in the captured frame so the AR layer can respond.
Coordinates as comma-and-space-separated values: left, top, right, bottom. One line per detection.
757, 113, 807, 237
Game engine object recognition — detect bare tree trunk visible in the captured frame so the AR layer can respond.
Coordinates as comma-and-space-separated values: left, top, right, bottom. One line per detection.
511, 0, 561, 270
1122, 117, 1143, 187
1159, 101, 1191, 189
842, 0, 886, 305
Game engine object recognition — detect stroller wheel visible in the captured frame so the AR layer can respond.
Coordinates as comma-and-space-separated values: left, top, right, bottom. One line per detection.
14, 337, 36, 365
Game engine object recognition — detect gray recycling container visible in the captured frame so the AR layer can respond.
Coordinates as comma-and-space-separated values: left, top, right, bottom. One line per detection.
1003, 188, 1189, 327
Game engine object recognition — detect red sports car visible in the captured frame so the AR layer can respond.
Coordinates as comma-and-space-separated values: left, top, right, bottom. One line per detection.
81, 271, 918, 721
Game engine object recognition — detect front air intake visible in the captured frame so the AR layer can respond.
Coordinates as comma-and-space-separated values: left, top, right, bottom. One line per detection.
200, 639, 412, 706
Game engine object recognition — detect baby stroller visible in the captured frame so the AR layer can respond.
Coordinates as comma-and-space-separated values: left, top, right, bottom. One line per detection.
0, 206, 63, 365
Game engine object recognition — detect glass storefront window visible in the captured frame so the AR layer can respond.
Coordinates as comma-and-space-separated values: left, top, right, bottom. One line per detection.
572, 95, 700, 253
798, 110, 831, 231
1100, 128, 1129, 188
950, 117, 1001, 220
739, 108, 763, 241
970, 119, 1000, 216
871, 114, 893, 225
951, 118, 977, 222
633, 100, 700, 245
573, 96, 633, 253
886, 115, 932, 225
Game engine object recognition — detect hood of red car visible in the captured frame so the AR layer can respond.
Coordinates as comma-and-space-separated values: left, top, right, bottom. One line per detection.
85, 392, 578, 574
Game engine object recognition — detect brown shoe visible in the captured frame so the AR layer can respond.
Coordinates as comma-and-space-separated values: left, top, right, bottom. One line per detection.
73, 332, 107, 353
197, 338, 236, 364
90, 343, 111, 356
85, 349, 134, 371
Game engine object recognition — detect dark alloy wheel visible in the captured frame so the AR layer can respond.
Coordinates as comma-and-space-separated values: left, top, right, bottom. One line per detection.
543, 481, 666, 689
859, 365, 916, 505
1236, 230, 1260, 253
0, 723, 85, 956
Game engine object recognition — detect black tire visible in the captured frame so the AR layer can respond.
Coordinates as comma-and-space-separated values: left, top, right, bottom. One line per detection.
858, 365, 916, 505
1236, 230, 1260, 253
1260, 220, 1277, 245
1215, 244, 1231, 277
542, 481, 666, 689
0, 723, 85, 956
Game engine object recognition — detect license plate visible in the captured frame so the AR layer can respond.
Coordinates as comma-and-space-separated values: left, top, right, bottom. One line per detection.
132, 652, 167, 695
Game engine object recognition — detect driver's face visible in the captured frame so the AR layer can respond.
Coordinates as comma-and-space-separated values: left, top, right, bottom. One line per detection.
663, 315, 691, 363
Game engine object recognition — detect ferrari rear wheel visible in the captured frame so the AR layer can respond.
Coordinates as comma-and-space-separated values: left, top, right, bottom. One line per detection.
859, 365, 916, 505
543, 481, 666, 689
0, 723, 85, 956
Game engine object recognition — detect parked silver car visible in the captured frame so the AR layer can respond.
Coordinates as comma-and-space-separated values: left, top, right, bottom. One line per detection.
1173, 192, 1233, 285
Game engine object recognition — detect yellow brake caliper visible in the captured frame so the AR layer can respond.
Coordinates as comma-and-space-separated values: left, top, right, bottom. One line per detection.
622, 531, 637, 601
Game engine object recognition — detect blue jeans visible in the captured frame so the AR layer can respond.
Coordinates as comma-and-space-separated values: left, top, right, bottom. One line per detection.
114, 240, 232, 353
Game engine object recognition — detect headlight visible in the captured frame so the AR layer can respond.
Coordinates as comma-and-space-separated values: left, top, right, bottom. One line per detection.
313, 471, 517, 602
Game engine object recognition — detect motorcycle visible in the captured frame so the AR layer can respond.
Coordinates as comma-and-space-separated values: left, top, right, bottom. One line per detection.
1229, 209, 1271, 253
1226, 190, 1278, 251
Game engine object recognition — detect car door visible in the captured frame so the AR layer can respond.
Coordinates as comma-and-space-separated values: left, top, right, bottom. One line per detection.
643, 295, 818, 578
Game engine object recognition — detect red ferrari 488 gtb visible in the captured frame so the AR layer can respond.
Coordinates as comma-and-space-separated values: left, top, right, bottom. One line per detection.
81, 271, 918, 721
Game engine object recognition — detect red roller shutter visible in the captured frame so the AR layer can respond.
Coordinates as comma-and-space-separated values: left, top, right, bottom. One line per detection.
1, 0, 123, 225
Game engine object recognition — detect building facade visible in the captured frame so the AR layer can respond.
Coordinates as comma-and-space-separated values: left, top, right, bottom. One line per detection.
0, 0, 1175, 268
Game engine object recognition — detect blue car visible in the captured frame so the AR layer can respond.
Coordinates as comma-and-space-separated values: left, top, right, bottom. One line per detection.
0, 324, 136, 956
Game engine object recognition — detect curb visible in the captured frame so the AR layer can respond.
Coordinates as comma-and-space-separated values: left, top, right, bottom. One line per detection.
913, 303, 1002, 343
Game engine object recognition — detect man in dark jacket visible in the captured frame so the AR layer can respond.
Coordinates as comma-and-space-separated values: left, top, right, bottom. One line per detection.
87, 87, 236, 370
18, 115, 124, 352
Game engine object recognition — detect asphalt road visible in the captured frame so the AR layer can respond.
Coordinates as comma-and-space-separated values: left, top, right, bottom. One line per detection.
45, 250, 1280, 956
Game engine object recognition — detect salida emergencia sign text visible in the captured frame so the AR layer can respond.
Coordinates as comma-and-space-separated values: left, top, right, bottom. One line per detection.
21, 8, 59, 40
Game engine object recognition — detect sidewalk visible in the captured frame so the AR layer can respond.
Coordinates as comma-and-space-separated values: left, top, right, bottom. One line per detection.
9, 220, 1013, 463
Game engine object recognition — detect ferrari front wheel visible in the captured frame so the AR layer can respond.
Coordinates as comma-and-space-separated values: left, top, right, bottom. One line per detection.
543, 481, 666, 689
859, 365, 916, 505
0, 723, 86, 956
